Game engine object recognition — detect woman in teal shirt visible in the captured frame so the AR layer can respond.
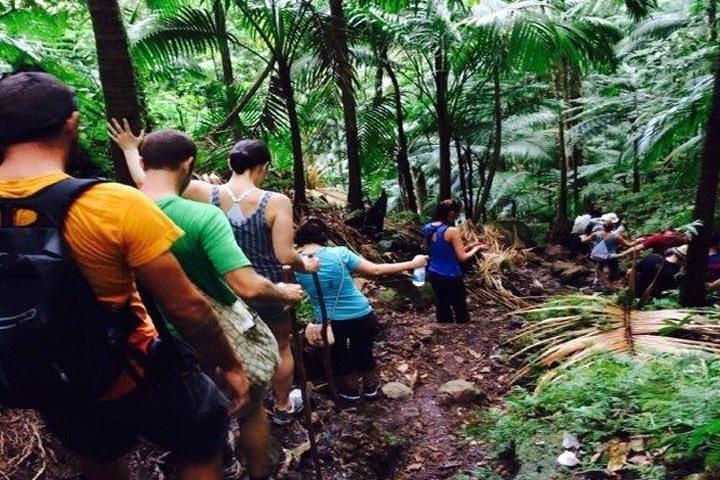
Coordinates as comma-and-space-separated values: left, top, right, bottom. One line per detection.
295, 217, 427, 400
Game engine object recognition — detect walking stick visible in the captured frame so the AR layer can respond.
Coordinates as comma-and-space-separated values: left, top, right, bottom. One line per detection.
311, 271, 338, 401
283, 267, 323, 480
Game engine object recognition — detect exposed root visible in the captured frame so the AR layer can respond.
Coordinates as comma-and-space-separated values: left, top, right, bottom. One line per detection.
0, 410, 63, 480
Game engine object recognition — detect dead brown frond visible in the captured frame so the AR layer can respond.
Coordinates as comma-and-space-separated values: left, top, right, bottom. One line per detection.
509, 294, 720, 388
462, 222, 533, 309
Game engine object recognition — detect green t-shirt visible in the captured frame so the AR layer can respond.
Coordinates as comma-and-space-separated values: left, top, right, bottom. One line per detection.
155, 195, 251, 306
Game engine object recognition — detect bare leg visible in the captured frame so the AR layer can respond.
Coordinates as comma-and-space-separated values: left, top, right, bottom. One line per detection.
179, 453, 222, 480
269, 319, 294, 411
237, 403, 271, 479
80, 457, 128, 480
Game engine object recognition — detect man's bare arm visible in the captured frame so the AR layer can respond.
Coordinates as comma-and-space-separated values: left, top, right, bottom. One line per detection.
224, 267, 305, 304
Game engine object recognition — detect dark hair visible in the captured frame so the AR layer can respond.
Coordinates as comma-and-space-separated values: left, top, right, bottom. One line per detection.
433, 198, 461, 225
295, 217, 330, 246
229, 139, 271, 174
139, 129, 197, 170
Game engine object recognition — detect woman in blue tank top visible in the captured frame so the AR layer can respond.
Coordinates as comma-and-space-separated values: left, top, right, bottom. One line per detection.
423, 199, 486, 324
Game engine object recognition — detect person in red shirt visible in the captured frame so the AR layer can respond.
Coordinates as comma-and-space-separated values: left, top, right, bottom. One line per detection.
619, 228, 688, 259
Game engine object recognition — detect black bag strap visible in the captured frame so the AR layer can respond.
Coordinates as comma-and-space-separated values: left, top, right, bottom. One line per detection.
0, 177, 104, 229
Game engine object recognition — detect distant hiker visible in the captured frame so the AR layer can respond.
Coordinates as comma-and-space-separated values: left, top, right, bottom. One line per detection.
0, 72, 243, 480
110, 124, 306, 480
629, 245, 686, 298
619, 228, 688, 259
423, 199, 486, 324
294, 217, 427, 400
113, 126, 318, 426
582, 214, 631, 287
706, 232, 720, 283
571, 206, 610, 255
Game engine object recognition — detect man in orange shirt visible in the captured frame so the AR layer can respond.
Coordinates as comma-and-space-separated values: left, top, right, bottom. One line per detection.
0, 72, 246, 480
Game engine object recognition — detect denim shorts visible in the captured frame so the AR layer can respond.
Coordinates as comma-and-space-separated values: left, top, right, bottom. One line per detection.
40, 365, 230, 463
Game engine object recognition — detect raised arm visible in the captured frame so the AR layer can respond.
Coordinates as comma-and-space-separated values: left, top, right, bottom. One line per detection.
354, 255, 427, 277
108, 118, 146, 187
268, 194, 319, 273
108, 117, 214, 202
446, 227, 483, 262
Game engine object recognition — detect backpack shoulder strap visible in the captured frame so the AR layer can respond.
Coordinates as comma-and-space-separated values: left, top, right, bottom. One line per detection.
0, 178, 104, 229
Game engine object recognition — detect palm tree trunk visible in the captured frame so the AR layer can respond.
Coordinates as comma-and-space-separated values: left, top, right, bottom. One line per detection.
209, 57, 276, 140
213, 1, 241, 139
568, 67, 583, 213
415, 165, 427, 212
435, 45, 452, 200
277, 60, 307, 213
680, 62, 720, 306
476, 71, 502, 222
549, 68, 571, 245
328, 0, 363, 212
373, 45, 385, 107
214, 0, 234, 89
87, 0, 144, 185
710, 0, 717, 42
465, 145, 475, 211
384, 53, 418, 213
456, 138, 469, 214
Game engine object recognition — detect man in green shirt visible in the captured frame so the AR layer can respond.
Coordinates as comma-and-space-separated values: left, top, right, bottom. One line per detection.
110, 126, 303, 480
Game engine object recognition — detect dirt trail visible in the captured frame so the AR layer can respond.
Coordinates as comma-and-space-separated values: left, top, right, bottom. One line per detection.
279, 283, 520, 480
1, 278, 542, 480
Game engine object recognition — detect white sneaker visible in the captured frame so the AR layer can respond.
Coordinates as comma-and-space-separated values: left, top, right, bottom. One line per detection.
271, 388, 304, 425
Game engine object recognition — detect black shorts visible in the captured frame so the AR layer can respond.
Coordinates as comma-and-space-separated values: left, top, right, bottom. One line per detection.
40, 366, 230, 463
331, 312, 378, 376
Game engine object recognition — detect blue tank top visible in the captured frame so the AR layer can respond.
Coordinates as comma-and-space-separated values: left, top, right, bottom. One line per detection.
423, 223, 462, 278
211, 186, 284, 283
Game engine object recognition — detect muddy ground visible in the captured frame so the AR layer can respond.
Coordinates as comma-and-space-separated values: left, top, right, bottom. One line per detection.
277, 281, 521, 480
0, 261, 565, 480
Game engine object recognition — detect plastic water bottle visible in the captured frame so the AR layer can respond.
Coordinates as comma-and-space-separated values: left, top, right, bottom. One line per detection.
412, 266, 426, 287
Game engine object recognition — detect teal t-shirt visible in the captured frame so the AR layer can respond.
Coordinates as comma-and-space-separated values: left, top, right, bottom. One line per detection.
295, 246, 372, 322
155, 195, 251, 306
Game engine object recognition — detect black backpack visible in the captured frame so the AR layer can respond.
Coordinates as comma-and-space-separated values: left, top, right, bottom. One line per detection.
0, 178, 140, 408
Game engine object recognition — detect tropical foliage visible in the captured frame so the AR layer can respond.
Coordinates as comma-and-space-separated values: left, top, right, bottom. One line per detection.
3, 0, 714, 225
470, 354, 720, 479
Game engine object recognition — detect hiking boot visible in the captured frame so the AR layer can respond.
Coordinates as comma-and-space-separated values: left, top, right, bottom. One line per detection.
338, 387, 361, 401
362, 383, 380, 399
271, 388, 303, 425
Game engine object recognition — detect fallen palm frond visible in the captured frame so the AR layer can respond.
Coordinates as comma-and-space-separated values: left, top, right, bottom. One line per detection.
463, 222, 533, 309
509, 294, 720, 388
0, 409, 57, 480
